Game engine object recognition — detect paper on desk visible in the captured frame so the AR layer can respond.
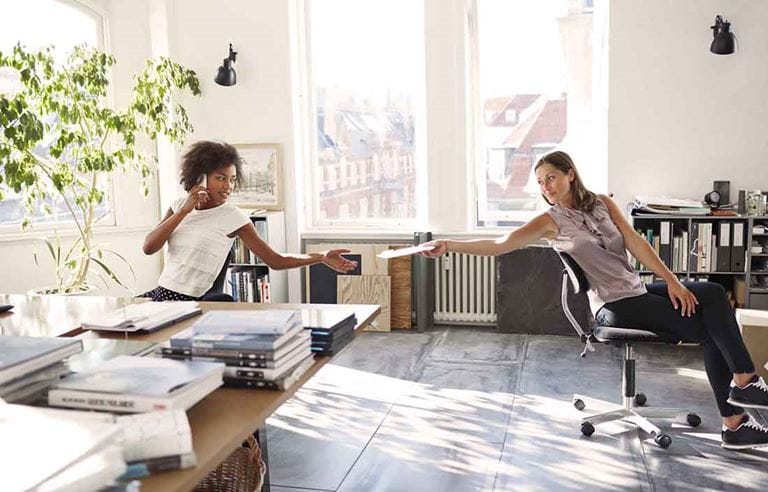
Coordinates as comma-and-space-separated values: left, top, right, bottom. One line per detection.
377, 244, 435, 259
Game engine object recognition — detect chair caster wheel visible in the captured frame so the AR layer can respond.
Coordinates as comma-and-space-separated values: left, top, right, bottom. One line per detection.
573, 398, 585, 411
686, 413, 701, 427
634, 393, 647, 406
581, 422, 595, 436
655, 434, 672, 448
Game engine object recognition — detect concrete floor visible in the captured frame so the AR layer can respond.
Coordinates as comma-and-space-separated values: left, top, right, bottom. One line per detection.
265, 327, 768, 491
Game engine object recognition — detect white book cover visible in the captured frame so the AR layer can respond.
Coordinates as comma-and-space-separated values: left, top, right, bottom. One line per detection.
0, 335, 82, 385
49, 356, 224, 413
54, 355, 219, 396
38, 444, 125, 492
117, 409, 194, 462
81, 301, 201, 332
0, 403, 124, 492
191, 309, 301, 335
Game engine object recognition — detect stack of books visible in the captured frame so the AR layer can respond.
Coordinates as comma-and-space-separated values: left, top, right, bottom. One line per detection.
1, 403, 126, 491
48, 355, 224, 413
163, 310, 314, 391
0, 335, 82, 404
302, 309, 357, 355
80, 301, 202, 333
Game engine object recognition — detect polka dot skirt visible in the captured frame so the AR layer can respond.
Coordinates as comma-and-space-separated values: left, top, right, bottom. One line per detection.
138, 286, 197, 302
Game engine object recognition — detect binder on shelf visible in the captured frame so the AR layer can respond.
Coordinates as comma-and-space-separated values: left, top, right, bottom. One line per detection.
717, 222, 731, 272
659, 221, 672, 268
731, 222, 745, 272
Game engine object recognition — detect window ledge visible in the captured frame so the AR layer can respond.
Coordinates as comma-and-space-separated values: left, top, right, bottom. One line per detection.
0, 225, 154, 244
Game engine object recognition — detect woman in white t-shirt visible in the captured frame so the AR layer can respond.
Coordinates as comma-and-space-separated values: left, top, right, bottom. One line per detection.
141, 141, 357, 301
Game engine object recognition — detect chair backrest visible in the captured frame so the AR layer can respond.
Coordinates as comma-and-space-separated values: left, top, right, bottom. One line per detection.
204, 247, 234, 297
555, 251, 589, 295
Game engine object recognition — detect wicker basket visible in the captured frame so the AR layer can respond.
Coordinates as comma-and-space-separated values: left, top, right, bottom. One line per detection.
194, 435, 266, 492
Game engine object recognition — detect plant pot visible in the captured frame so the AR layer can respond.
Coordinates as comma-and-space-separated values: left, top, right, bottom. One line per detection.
27, 285, 95, 296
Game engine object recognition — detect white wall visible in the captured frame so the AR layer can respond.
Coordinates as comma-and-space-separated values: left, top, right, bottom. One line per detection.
608, 0, 768, 209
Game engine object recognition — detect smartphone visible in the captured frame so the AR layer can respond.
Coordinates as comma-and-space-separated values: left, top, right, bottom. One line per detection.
195, 174, 208, 209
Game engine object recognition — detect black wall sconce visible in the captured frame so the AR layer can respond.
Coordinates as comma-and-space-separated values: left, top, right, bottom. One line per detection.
710, 15, 736, 55
215, 43, 238, 86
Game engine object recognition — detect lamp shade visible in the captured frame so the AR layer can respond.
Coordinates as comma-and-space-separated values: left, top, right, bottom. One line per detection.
710, 15, 735, 55
215, 59, 237, 86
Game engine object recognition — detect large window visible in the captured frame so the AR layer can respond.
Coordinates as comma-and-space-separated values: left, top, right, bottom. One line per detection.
305, 0, 425, 227
0, 0, 107, 229
472, 0, 598, 227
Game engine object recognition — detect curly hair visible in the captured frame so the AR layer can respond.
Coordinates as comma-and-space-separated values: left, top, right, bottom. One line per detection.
179, 141, 244, 191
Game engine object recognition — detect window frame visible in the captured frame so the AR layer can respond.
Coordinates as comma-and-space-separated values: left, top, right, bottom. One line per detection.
0, 0, 116, 236
299, 0, 428, 232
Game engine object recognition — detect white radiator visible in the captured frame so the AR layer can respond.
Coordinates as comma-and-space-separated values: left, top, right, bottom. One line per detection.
434, 252, 496, 324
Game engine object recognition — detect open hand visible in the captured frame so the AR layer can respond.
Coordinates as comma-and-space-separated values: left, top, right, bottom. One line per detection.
667, 280, 698, 317
180, 185, 209, 213
323, 249, 358, 273
420, 240, 448, 258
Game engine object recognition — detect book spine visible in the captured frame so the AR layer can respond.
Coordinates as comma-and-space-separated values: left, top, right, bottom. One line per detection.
223, 376, 280, 390
48, 390, 167, 413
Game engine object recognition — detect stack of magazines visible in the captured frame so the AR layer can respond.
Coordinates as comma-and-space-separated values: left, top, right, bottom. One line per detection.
162, 310, 314, 391
632, 196, 711, 215
0, 335, 82, 404
302, 309, 358, 355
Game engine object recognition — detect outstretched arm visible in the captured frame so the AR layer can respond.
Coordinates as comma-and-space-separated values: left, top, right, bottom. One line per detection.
422, 213, 558, 258
235, 223, 357, 273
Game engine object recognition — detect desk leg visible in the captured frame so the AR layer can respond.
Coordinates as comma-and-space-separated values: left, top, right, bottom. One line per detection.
255, 427, 271, 492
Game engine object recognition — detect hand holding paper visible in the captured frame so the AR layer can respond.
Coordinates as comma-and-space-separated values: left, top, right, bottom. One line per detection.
377, 244, 436, 259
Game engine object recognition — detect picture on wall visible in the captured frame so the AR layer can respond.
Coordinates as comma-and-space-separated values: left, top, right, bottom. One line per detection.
229, 143, 282, 210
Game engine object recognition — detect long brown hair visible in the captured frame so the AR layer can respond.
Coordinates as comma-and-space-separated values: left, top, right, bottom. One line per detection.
534, 150, 597, 213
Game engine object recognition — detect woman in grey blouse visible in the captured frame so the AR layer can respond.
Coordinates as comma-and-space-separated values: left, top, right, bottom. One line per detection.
423, 150, 768, 450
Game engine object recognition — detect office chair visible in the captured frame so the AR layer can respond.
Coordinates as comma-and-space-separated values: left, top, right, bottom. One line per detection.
200, 247, 235, 302
556, 251, 701, 448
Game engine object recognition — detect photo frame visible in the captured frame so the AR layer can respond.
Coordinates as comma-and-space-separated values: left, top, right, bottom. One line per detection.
229, 143, 282, 210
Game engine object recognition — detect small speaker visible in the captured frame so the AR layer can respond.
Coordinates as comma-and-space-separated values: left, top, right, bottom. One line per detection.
738, 189, 747, 214
713, 180, 730, 206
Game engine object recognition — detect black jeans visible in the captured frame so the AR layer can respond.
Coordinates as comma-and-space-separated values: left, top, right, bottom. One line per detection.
596, 282, 755, 417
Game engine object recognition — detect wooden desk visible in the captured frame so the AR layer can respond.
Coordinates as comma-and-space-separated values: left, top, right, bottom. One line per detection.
79, 301, 381, 492
0, 294, 138, 337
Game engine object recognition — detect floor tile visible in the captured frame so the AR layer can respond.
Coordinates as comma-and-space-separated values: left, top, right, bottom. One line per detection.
338, 432, 503, 492
494, 396, 650, 491
428, 328, 526, 363
266, 389, 392, 490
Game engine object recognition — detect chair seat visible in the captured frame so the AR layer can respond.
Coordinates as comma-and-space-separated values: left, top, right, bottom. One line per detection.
592, 325, 680, 344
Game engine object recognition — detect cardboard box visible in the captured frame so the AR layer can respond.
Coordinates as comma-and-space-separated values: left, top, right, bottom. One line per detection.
735, 309, 768, 380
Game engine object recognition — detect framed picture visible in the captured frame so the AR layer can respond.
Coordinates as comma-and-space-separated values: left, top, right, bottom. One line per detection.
229, 143, 282, 210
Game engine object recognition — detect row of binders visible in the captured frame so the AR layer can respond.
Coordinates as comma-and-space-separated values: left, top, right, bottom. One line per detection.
632, 221, 746, 273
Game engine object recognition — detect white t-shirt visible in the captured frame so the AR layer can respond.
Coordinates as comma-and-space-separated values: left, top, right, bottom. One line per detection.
158, 198, 251, 297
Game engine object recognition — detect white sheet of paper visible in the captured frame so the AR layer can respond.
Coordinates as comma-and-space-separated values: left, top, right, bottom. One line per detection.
377, 244, 435, 259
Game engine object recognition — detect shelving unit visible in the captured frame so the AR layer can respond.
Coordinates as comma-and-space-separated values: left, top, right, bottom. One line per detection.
223, 211, 287, 303
630, 212, 768, 309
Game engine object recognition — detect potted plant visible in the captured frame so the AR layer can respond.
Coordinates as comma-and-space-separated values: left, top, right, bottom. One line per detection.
0, 44, 200, 294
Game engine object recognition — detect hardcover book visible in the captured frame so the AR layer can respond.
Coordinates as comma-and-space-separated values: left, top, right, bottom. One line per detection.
48, 355, 224, 413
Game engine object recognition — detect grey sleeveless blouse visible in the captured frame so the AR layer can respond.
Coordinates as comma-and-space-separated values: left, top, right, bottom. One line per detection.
546, 198, 646, 310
